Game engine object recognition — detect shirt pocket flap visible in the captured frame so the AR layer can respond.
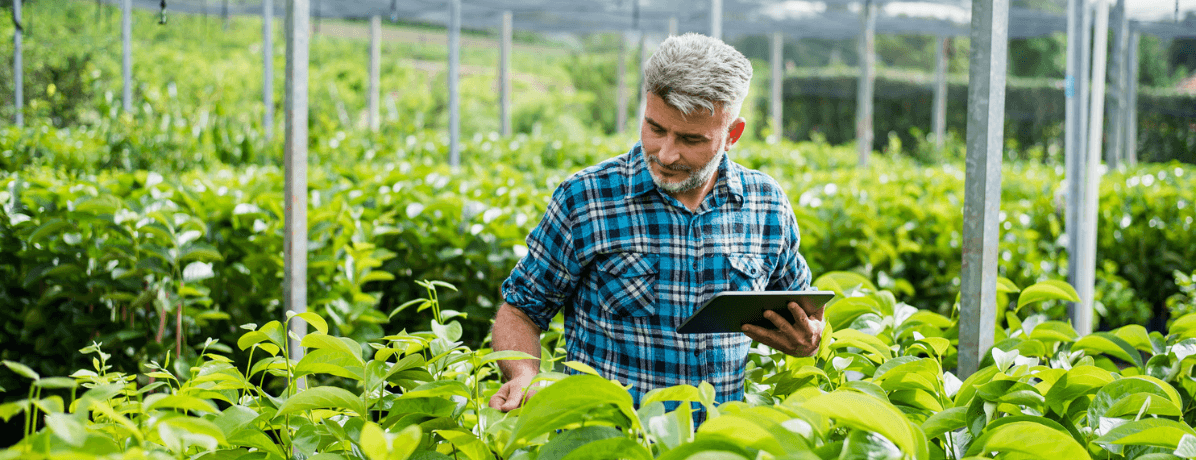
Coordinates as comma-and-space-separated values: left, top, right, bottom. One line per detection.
728, 253, 766, 279
597, 252, 659, 277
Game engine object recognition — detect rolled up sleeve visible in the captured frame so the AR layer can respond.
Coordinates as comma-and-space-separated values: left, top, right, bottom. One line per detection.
501, 182, 583, 330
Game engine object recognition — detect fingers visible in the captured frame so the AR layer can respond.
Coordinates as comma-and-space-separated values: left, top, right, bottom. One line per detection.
500, 387, 525, 412
788, 301, 810, 325
489, 381, 528, 412
741, 303, 823, 357
488, 384, 510, 410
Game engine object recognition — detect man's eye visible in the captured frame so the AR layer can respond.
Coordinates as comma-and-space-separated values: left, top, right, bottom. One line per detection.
651, 127, 666, 135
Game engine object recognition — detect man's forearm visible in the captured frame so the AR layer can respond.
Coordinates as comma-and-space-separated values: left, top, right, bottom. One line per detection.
491, 302, 543, 380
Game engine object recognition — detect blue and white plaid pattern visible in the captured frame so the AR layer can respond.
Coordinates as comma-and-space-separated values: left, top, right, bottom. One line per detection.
501, 142, 811, 406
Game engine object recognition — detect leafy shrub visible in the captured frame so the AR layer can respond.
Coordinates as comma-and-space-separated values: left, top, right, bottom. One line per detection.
3, 277, 1196, 459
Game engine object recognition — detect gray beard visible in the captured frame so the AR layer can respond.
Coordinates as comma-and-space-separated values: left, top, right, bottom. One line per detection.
648, 150, 724, 194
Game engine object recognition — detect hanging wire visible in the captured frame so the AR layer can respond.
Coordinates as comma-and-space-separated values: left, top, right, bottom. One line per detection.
159, 0, 168, 25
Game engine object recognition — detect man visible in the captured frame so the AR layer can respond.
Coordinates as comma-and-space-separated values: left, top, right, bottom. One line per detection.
489, 33, 822, 412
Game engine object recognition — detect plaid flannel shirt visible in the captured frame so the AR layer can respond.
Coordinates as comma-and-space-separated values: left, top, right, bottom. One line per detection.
501, 142, 811, 406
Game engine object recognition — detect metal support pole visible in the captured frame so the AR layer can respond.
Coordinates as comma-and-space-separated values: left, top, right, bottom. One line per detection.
222, 0, 229, 30
932, 36, 948, 150
856, 0, 876, 167
668, 16, 677, 36
285, 0, 311, 379
122, 0, 133, 114
13, 0, 23, 128
263, 0, 274, 140
500, 11, 512, 136
1080, 0, 1092, 163
711, 0, 722, 40
638, 32, 648, 125
959, 0, 1009, 379
1065, 0, 1084, 323
1126, 30, 1139, 165
448, 0, 461, 166
617, 32, 628, 134
771, 32, 783, 144
1077, 0, 1111, 338
369, 15, 381, 132
1106, 0, 1127, 168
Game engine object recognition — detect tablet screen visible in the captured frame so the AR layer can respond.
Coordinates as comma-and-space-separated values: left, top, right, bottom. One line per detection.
676, 291, 835, 334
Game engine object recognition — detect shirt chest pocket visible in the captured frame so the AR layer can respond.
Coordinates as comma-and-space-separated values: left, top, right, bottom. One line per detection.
595, 252, 659, 317
727, 253, 769, 291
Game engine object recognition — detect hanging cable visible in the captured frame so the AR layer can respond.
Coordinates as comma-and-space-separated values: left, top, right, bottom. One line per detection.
159, 0, 168, 25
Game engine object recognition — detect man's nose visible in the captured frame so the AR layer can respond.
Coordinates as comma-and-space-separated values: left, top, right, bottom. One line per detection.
657, 137, 681, 164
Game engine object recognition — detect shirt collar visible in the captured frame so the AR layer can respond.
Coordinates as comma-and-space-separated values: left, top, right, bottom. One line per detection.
625, 142, 745, 208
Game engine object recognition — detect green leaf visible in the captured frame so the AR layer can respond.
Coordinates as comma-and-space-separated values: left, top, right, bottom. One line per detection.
799, 390, 916, 455
44, 413, 87, 447
1043, 365, 1115, 415
1175, 433, 1196, 458
158, 415, 229, 447
504, 374, 638, 457
536, 426, 623, 460
28, 219, 70, 244
359, 271, 396, 283
922, 406, 968, 440
1114, 324, 1156, 353
968, 421, 1089, 459
3, 361, 39, 380
301, 333, 363, 363
828, 328, 892, 361
824, 296, 882, 331
288, 311, 329, 335
975, 380, 1044, 409
146, 394, 220, 414
996, 277, 1021, 293
1096, 418, 1196, 450
813, 271, 876, 294
179, 244, 225, 263
33, 377, 77, 389
360, 422, 388, 460
557, 436, 652, 460
1028, 321, 1079, 343
1074, 332, 1144, 368
562, 361, 601, 376
697, 409, 810, 458
294, 349, 365, 381
274, 386, 367, 419
655, 436, 754, 460
392, 424, 422, 460
641, 385, 702, 408
434, 429, 494, 460
1016, 280, 1080, 312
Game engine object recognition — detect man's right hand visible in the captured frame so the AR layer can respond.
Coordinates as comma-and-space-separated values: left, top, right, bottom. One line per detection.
489, 373, 537, 412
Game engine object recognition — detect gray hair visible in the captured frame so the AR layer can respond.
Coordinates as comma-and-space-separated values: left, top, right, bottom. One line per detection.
642, 33, 753, 119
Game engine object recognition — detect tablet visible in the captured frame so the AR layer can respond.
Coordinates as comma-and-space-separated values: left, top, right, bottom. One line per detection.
676, 291, 836, 334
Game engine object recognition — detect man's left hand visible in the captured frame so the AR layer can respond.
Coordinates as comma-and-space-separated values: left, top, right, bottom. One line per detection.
741, 301, 825, 357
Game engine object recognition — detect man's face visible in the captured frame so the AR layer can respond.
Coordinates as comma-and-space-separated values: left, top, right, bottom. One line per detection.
640, 93, 745, 194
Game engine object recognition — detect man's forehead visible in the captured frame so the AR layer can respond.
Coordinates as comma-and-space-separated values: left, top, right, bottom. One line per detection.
644, 116, 714, 138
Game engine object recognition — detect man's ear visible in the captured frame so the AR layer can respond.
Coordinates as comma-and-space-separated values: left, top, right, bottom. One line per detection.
726, 117, 746, 150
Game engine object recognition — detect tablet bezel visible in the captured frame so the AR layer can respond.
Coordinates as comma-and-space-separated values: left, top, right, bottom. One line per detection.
675, 290, 836, 334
